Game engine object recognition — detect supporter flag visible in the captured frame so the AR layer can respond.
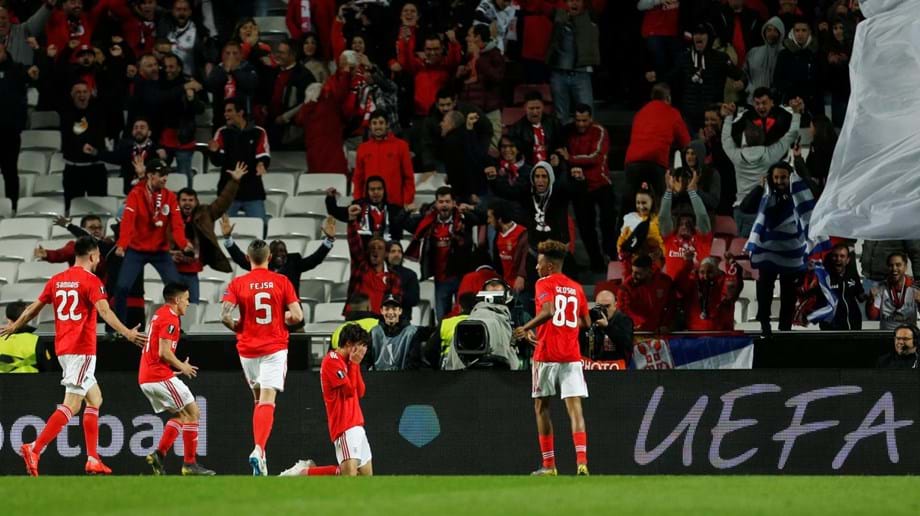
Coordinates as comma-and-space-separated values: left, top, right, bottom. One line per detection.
630, 335, 753, 370
809, 0, 920, 239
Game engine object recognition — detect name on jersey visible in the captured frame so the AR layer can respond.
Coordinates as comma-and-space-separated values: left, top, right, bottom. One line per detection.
249, 282, 274, 290
555, 286, 577, 296
55, 281, 80, 289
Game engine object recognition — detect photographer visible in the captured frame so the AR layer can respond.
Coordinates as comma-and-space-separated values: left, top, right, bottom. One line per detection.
582, 290, 634, 362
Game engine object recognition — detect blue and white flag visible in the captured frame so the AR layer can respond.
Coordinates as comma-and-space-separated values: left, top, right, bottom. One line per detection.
745, 171, 822, 272
631, 336, 753, 370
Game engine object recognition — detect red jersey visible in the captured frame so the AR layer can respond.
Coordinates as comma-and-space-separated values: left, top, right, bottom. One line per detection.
431, 220, 453, 281
222, 268, 299, 358
320, 350, 366, 441
663, 232, 714, 281
533, 273, 588, 363
138, 305, 181, 384
496, 223, 527, 287
38, 266, 107, 356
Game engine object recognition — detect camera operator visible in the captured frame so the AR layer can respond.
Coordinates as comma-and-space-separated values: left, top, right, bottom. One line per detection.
582, 290, 634, 362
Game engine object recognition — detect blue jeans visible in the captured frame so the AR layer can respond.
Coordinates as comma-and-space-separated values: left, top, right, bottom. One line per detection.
550, 70, 593, 123
115, 250, 181, 322
229, 200, 267, 222
179, 273, 200, 304
174, 149, 194, 183
434, 276, 460, 323
734, 207, 757, 239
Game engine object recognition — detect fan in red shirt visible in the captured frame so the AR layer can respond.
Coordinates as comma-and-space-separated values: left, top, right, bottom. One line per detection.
139, 283, 214, 476
220, 240, 304, 476
2, 236, 145, 477
660, 170, 714, 281
490, 203, 529, 292
278, 324, 374, 477
618, 254, 675, 332
675, 256, 743, 331
512, 240, 591, 477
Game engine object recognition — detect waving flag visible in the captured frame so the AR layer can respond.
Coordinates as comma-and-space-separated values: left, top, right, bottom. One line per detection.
810, 0, 920, 239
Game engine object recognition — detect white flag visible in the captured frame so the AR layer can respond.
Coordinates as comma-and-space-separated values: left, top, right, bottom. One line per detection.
809, 0, 920, 240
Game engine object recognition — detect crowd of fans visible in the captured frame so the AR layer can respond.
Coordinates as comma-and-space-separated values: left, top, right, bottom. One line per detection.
0, 0, 916, 372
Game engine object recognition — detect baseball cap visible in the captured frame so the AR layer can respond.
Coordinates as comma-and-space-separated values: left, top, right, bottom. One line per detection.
146, 158, 172, 175
76, 44, 95, 55
382, 294, 402, 307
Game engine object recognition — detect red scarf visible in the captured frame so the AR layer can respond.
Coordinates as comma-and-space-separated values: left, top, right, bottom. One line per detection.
405, 208, 464, 261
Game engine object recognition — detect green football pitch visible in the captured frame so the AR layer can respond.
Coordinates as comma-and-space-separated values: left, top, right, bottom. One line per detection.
1, 476, 918, 516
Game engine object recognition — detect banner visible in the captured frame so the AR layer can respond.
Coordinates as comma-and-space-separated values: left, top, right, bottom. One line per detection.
630, 335, 754, 370
2, 370, 917, 475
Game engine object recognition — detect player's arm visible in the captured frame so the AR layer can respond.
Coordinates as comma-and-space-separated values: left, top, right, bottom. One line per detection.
284, 301, 304, 326
521, 301, 554, 333
350, 361, 366, 398
0, 300, 46, 338
95, 299, 146, 347
220, 301, 240, 331
158, 338, 197, 378
322, 360, 357, 397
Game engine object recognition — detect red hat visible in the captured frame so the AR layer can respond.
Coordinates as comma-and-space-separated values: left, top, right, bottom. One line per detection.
76, 44, 94, 55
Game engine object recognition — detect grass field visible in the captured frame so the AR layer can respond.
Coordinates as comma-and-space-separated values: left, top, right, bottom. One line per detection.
1, 476, 919, 516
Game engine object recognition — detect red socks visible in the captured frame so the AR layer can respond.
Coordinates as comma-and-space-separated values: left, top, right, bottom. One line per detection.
83, 406, 100, 459
157, 419, 182, 455
305, 465, 340, 476
573, 431, 587, 465
183, 423, 199, 464
34, 405, 72, 454
253, 402, 275, 450
539, 434, 555, 469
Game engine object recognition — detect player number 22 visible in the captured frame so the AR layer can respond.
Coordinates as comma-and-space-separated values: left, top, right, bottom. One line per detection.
55, 290, 82, 321
552, 294, 578, 328
255, 292, 272, 325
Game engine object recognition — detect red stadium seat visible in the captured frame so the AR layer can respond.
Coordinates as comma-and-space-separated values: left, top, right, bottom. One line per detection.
709, 238, 727, 258
728, 237, 748, 257
502, 107, 525, 129
513, 83, 552, 105
713, 216, 738, 237
607, 260, 624, 280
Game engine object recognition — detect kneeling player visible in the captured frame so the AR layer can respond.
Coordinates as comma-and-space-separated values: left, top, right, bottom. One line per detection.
280, 324, 372, 477
140, 283, 214, 475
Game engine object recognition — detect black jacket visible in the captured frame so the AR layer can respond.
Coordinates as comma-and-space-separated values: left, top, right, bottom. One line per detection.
668, 47, 744, 122
227, 239, 333, 297
876, 351, 919, 369
711, 6, 763, 57
209, 123, 271, 201
159, 75, 207, 148
818, 268, 865, 331
98, 138, 164, 195
204, 61, 259, 127
0, 58, 29, 132
127, 77, 186, 139
507, 113, 565, 165
731, 106, 794, 146
581, 310, 634, 362
58, 101, 107, 163
773, 37, 822, 110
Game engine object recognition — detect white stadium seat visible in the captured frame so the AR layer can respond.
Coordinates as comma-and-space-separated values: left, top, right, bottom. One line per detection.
16, 197, 65, 218
17, 261, 68, 282
0, 199, 12, 219
265, 193, 286, 218
69, 197, 118, 217
18, 151, 49, 175
0, 239, 39, 261
192, 173, 220, 195
48, 152, 66, 174
0, 218, 50, 240
415, 172, 447, 193
198, 282, 224, 304
254, 16, 287, 35
199, 266, 233, 285
0, 282, 44, 303
263, 174, 297, 197
200, 303, 223, 324
305, 239, 349, 262
303, 260, 348, 283
29, 111, 60, 129
297, 174, 347, 196
32, 175, 64, 196
107, 177, 126, 198
312, 302, 345, 323
216, 217, 264, 240
282, 195, 326, 218
0, 262, 19, 284
266, 217, 317, 239
20, 130, 61, 151
279, 237, 308, 255
269, 151, 307, 171
167, 174, 189, 192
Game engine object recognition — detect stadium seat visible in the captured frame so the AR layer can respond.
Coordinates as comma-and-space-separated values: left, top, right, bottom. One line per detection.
279, 237, 308, 254
312, 302, 345, 323
199, 266, 233, 285
0, 199, 12, 219
265, 193, 285, 219
270, 150, 308, 171
32, 175, 64, 196
607, 261, 624, 280
69, 197, 118, 218
263, 173, 297, 198
107, 177, 126, 198
266, 217, 318, 239
0, 218, 50, 240
27, 87, 38, 107
181, 303, 201, 326
714, 216, 738, 237
200, 303, 223, 324
16, 197, 65, 218
303, 261, 348, 283
166, 174, 189, 192
0, 238, 39, 261
192, 172, 220, 194
188, 323, 233, 334
298, 280, 328, 304
48, 153, 66, 174
29, 111, 60, 130
38, 237, 75, 252
18, 151, 49, 175
402, 259, 421, 278
305, 239, 349, 262
502, 107, 525, 130
282, 195, 327, 218
191, 150, 207, 176
415, 172, 447, 194
254, 16, 287, 35
144, 279, 165, 304
420, 280, 435, 308
297, 174, 347, 196
0, 282, 43, 303
20, 130, 61, 151
17, 261, 68, 282
329, 282, 349, 302
710, 238, 727, 259
217, 217, 264, 240
0, 262, 19, 284
198, 282, 223, 303
728, 237, 748, 257
513, 83, 552, 105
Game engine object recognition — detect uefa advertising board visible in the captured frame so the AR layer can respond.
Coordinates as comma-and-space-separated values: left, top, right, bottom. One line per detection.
1, 370, 918, 475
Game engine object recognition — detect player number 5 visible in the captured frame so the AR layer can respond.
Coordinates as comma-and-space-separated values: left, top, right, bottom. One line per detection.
55, 290, 81, 322
552, 294, 577, 328
255, 292, 272, 325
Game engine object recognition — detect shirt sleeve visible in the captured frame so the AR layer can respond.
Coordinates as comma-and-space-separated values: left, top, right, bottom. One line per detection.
158, 317, 180, 343
38, 280, 54, 305
321, 356, 351, 391
282, 277, 298, 306
535, 279, 552, 312
222, 279, 238, 305
85, 275, 107, 305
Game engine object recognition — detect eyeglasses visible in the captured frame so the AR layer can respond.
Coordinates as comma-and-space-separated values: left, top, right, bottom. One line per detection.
895, 337, 914, 342
499, 144, 516, 149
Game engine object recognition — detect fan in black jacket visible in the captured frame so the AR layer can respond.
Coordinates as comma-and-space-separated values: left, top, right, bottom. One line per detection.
325, 175, 405, 244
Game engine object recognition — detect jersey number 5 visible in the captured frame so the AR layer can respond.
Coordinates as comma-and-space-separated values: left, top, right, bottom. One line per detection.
255, 292, 272, 325
552, 294, 578, 328
55, 290, 82, 322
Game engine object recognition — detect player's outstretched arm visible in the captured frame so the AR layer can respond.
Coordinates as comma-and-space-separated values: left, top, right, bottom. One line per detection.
0, 300, 45, 338
284, 301, 304, 326
513, 301, 554, 341
95, 299, 146, 347
159, 338, 198, 378
220, 301, 240, 332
